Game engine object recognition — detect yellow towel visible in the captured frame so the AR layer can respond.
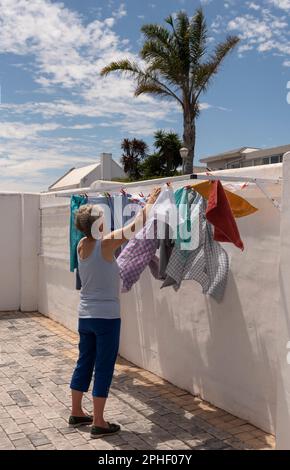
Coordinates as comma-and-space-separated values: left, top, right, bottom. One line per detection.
192, 180, 258, 218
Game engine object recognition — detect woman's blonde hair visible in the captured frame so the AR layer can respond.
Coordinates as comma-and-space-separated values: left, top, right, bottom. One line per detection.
75, 204, 104, 238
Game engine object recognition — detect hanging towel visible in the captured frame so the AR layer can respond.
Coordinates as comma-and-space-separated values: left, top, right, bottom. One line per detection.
192, 180, 258, 218
174, 187, 192, 248
206, 180, 244, 251
70, 194, 88, 273
143, 185, 177, 239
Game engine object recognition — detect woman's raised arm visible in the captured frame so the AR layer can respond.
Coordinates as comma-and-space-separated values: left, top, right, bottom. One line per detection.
101, 187, 161, 261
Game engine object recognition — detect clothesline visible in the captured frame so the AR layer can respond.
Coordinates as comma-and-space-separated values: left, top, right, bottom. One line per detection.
190, 173, 282, 211
45, 172, 282, 211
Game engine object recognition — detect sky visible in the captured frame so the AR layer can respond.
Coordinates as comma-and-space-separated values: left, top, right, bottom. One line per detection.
0, 0, 290, 192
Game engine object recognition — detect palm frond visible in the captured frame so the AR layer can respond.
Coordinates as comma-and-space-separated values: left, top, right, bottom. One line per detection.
174, 11, 190, 77
134, 74, 179, 101
141, 24, 172, 48
142, 41, 189, 86
141, 23, 187, 84
175, 11, 190, 39
135, 82, 172, 98
189, 8, 207, 66
100, 60, 143, 77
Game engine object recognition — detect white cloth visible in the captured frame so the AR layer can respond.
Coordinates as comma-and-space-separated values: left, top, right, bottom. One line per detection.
136, 185, 177, 240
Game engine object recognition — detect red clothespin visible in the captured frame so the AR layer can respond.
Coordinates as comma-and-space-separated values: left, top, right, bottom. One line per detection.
139, 192, 145, 198
120, 188, 126, 196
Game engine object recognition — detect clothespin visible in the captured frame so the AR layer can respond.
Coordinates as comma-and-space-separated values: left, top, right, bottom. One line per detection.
120, 188, 126, 196
139, 192, 145, 198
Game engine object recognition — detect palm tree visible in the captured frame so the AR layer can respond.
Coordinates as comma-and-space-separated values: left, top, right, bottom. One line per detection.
153, 130, 182, 175
121, 138, 148, 180
101, 8, 239, 174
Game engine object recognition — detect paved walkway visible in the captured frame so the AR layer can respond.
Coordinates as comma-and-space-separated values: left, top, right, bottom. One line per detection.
0, 312, 275, 450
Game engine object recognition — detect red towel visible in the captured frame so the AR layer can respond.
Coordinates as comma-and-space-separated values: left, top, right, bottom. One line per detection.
206, 181, 244, 251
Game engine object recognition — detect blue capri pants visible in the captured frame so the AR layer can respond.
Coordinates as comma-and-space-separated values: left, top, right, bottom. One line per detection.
70, 318, 121, 398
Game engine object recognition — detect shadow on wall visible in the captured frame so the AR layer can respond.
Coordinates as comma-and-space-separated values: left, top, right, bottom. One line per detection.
275, 267, 290, 448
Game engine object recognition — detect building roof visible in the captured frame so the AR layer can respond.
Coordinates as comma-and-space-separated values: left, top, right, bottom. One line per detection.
244, 143, 290, 160
49, 162, 100, 191
200, 147, 260, 164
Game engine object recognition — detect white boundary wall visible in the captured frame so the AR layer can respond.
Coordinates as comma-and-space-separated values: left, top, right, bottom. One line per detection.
37, 164, 282, 436
276, 154, 290, 449
0, 193, 39, 312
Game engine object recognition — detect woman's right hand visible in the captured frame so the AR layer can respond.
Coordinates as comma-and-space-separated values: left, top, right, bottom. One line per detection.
147, 187, 161, 206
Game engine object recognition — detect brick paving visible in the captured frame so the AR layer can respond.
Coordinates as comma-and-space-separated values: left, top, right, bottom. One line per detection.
0, 311, 275, 451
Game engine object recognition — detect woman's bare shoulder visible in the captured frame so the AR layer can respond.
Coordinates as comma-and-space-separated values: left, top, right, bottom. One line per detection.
77, 237, 87, 252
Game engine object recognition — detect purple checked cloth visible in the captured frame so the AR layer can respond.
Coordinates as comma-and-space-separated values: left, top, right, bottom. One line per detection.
117, 225, 159, 292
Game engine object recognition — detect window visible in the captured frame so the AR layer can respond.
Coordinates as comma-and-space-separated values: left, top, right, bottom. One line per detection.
229, 162, 241, 169
241, 161, 253, 167
254, 159, 262, 166
263, 157, 270, 165
270, 155, 279, 164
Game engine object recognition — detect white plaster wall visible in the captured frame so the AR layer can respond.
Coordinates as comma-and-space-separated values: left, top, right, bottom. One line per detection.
120, 166, 281, 435
82, 155, 125, 187
38, 165, 282, 434
38, 197, 79, 331
0, 193, 39, 312
276, 154, 290, 449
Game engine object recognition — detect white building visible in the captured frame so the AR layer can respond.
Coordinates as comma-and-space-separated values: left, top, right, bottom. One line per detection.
48, 153, 126, 192
200, 144, 290, 170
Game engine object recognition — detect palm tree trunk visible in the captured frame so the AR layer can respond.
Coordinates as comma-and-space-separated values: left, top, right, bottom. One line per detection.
183, 109, 196, 174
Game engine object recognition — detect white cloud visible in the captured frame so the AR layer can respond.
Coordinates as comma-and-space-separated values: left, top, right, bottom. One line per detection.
0, 121, 60, 139
112, 3, 127, 19
0, 121, 97, 139
269, 0, 290, 10
200, 102, 231, 112
227, 6, 290, 58
0, 0, 178, 127
247, 2, 261, 10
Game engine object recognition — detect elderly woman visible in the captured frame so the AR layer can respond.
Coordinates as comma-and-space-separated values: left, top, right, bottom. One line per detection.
68, 188, 160, 438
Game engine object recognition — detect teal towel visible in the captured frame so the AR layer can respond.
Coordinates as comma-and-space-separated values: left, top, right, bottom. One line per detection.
70, 195, 87, 272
